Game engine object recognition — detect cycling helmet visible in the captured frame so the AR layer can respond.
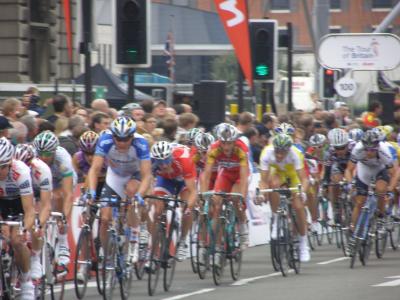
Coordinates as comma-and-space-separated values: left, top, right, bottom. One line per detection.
348, 128, 364, 142
0, 137, 14, 166
186, 128, 202, 143
79, 131, 99, 153
309, 134, 327, 147
275, 123, 295, 136
372, 127, 386, 142
328, 128, 349, 147
151, 141, 173, 160
194, 132, 215, 152
14, 144, 35, 164
272, 134, 293, 150
33, 130, 59, 152
362, 129, 380, 147
110, 116, 136, 138
216, 123, 238, 142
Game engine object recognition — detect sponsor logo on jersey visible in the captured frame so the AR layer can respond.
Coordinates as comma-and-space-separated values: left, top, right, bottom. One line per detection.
40, 178, 50, 187
99, 138, 113, 148
12, 170, 20, 181
19, 180, 31, 190
5, 187, 18, 195
34, 170, 42, 180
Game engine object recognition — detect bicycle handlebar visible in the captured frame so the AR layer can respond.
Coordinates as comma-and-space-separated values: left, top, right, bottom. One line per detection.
256, 185, 302, 195
199, 191, 244, 201
144, 195, 185, 203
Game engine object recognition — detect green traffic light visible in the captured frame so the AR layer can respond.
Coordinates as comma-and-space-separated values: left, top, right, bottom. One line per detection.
126, 48, 138, 62
255, 64, 269, 76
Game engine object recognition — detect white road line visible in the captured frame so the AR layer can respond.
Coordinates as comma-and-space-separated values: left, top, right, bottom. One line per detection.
231, 270, 296, 286
317, 257, 349, 265
373, 279, 400, 287
162, 288, 216, 300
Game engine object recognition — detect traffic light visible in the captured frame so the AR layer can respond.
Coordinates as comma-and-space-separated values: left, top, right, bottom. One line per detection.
249, 20, 277, 81
115, 0, 151, 67
323, 68, 336, 98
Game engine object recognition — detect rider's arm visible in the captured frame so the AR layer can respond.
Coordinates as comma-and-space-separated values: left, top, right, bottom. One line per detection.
87, 155, 104, 195
200, 162, 213, 193
184, 177, 197, 209
61, 175, 74, 218
21, 194, 35, 230
39, 190, 51, 227
239, 164, 249, 198
72, 154, 80, 174
388, 165, 400, 192
344, 161, 356, 183
296, 168, 309, 192
138, 160, 151, 196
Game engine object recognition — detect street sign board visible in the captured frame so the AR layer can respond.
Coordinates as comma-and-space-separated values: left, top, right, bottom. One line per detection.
318, 33, 400, 71
335, 77, 357, 98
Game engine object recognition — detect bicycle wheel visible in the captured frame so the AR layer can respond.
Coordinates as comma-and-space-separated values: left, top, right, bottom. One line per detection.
51, 240, 66, 300
276, 215, 290, 277
135, 235, 149, 280
196, 214, 210, 279
228, 216, 242, 281
74, 227, 91, 299
307, 230, 317, 251
148, 224, 162, 296
102, 232, 118, 300
349, 237, 361, 269
389, 221, 400, 250
119, 239, 133, 300
360, 218, 375, 266
212, 219, 226, 286
189, 209, 199, 274
163, 221, 178, 292
269, 217, 279, 272
375, 220, 388, 259
94, 235, 104, 295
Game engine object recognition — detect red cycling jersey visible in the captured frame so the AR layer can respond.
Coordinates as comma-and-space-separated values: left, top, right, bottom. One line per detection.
206, 140, 248, 172
154, 145, 197, 180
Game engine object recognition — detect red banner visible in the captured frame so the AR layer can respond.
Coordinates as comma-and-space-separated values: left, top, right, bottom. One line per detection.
62, 0, 73, 63
214, 0, 253, 88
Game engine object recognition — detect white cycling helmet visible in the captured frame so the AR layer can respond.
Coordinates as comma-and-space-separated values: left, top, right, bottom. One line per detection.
309, 134, 327, 147
110, 116, 136, 138
328, 128, 349, 147
14, 144, 36, 164
33, 130, 59, 152
0, 137, 14, 166
348, 128, 364, 142
79, 131, 99, 153
151, 141, 173, 160
216, 123, 238, 142
194, 132, 215, 152
275, 123, 295, 136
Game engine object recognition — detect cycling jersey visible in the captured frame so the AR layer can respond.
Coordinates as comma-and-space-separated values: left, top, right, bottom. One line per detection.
350, 141, 393, 185
322, 142, 355, 181
75, 150, 107, 180
49, 146, 77, 189
96, 131, 150, 177
0, 160, 33, 198
259, 145, 304, 187
385, 141, 399, 162
206, 140, 248, 172
30, 158, 53, 194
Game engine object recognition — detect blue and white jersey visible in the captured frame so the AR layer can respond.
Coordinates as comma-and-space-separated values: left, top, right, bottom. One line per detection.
95, 131, 150, 177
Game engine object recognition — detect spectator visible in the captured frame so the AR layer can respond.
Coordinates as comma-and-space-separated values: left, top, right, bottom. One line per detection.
37, 120, 55, 133
159, 117, 178, 142
22, 86, 45, 116
122, 103, 145, 122
0, 116, 13, 138
334, 102, 352, 127
76, 108, 90, 125
312, 108, 324, 122
141, 99, 154, 114
176, 112, 199, 142
19, 115, 39, 142
237, 112, 253, 134
243, 127, 261, 165
141, 113, 157, 135
166, 107, 177, 118
91, 98, 110, 114
324, 112, 338, 130
256, 113, 274, 147
90, 112, 111, 133
153, 100, 167, 120
108, 108, 119, 119
9, 121, 28, 144
59, 116, 87, 155
173, 104, 185, 115
181, 103, 192, 113
2, 97, 22, 122
46, 94, 73, 123
362, 101, 382, 129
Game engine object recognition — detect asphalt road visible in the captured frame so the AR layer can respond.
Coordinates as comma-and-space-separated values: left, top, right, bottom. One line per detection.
60, 239, 400, 300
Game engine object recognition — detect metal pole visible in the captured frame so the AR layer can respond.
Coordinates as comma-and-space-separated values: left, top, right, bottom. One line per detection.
268, 82, 277, 114
261, 82, 267, 114
82, 0, 92, 107
287, 22, 293, 112
128, 68, 135, 102
374, 2, 400, 33
238, 63, 244, 113
301, 0, 317, 53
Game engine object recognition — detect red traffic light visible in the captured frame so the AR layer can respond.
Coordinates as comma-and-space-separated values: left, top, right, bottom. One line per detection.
325, 69, 334, 76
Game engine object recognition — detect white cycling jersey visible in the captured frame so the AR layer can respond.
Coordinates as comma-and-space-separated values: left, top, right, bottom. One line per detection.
0, 160, 33, 198
30, 157, 53, 193
49, 146, 77, 189
350, 141, 393, 185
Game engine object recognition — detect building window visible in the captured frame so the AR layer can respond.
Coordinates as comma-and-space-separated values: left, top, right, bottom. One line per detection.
271, 0, 290, 10
372, 0, 393, 9
330, 0, 341, 9
30, 0, 50, 23
329, 27, 342, 33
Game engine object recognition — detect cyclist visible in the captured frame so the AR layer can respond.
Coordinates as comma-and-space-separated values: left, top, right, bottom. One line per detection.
345, 130, 400, 233
324, 128, 354, 224
33, 131, 76, 267
0, 138, 36, 299
348, 128, 364, 143
259, 134, 310, 262
87, 116, 151, 264
14, 144, 53, 281
201, 123, 249, 249
192, 132, 215, 177
150, 141, 197, 261
305, 133, 328, 233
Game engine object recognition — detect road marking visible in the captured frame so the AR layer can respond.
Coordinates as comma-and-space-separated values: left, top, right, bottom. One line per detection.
317, 257, 349, 265
231, 270, 295, 286
373, 276, 400, 287
162, 288, 216, 300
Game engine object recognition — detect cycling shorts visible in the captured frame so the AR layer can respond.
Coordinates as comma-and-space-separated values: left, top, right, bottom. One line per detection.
0, 197, 23, 219
154, 176, 186, 196
270, 167, 301, 188
99, 183, 123, 208
214, 169, 241, 193
354, 169, 389, 196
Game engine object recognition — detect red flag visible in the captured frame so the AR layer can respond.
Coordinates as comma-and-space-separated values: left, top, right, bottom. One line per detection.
62, 0, 73, 63
214, 0, 253, 88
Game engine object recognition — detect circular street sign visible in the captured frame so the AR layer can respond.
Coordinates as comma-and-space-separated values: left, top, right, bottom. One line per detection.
335, 77, 357, 98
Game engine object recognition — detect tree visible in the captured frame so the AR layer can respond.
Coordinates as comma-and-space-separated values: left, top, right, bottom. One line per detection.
210, 53, 238, 94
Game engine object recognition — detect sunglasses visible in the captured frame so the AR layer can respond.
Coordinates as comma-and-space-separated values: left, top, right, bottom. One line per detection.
274, 149, 289, 155
153, 157, 172, 166
334, 145, 346, 150
113, 135, 133, 142
38, 151, 54, 157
